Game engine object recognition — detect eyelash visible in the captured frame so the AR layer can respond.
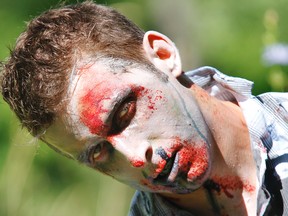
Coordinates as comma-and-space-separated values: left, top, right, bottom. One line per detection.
88, 141, 110, 165
110, 97, 136, 135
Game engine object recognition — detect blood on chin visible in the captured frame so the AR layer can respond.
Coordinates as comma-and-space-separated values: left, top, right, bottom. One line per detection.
139, 177, 203, 194
152, 139, 210, 188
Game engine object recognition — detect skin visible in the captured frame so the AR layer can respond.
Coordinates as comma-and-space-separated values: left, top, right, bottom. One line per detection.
45, 61, 212, 192
43, 31, 258, 215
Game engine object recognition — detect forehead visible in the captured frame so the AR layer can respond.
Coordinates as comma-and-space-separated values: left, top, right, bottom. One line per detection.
70, 58, 166, 88
71, 61, 120, 92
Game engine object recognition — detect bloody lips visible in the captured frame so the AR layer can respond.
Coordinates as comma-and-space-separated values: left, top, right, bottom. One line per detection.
150, 139, 210, 192
153, 148, 179, 184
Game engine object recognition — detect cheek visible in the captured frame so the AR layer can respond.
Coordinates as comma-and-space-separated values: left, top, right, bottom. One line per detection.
91, 145, 123, 177
132, 86, 167, 119
108, 135, 145, 168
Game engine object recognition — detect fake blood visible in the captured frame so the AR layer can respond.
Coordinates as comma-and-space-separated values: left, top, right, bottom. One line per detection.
80, 85, 164, 135
131, 159, 145, 168
173, 138, 209, 181
211, 176, 256, 198
152, 137, 209, 181
154, 160, 167, 177
132, 86, 164, 111
186, 146, 209, 180
79, 87, 111, 135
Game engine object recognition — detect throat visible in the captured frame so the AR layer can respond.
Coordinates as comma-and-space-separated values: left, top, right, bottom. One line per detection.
162, 179, 256, 215
164, 84, 259, 215
202, 177, 256, 215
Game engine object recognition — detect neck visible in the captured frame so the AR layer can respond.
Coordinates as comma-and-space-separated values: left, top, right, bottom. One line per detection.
162, 84, 258, 215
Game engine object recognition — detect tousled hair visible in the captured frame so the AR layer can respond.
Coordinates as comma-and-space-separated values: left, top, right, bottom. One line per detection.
1, 1, 147, 136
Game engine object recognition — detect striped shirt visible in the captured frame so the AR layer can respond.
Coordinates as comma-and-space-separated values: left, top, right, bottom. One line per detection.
129, 66, 288, 216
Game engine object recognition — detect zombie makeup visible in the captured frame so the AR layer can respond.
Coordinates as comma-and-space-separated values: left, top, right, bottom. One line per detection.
45, 59, 213, 194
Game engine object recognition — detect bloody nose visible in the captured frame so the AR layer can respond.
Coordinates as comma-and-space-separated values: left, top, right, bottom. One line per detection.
130, 158, 145, 168
130, 147, 153, 168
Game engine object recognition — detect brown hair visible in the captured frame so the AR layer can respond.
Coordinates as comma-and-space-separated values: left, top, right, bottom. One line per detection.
1, 1, 147, 136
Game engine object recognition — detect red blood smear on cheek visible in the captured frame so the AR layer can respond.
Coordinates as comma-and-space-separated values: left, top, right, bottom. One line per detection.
131, 86, 165, 111
79, 88, 111, 135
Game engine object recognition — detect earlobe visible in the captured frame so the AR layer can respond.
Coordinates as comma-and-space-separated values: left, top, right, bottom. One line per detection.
143, 31, 182, 77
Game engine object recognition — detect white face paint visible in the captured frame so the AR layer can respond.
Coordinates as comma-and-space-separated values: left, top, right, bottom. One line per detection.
44, 60, 213, 194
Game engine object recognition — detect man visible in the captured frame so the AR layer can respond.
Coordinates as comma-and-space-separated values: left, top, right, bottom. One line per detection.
1, 1, 288, 215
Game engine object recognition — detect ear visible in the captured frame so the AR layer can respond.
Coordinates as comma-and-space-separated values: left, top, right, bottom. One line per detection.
143, 31, 182, 77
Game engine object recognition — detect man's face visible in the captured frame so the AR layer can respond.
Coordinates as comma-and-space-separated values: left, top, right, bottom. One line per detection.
45, 59, 212, 194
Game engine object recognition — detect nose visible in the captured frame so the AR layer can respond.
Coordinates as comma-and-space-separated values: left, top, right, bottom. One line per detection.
129, 146, 153, 168
109, 136, 153, 168
145, 147, 153, 162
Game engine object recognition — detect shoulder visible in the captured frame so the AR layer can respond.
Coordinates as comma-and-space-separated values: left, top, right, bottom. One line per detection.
185, 66, 253, 101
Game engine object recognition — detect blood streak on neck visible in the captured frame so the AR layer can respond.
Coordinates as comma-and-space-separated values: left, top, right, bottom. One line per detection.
211, 176, 255, 198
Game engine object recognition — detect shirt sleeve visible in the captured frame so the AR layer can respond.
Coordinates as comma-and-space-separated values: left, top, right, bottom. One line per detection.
185, 66, 254, 102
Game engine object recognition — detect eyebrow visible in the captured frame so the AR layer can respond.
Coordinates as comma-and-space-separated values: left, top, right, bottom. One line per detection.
77, 139, 103, 164
144, 63, 169, 83
101, 57, 169, 82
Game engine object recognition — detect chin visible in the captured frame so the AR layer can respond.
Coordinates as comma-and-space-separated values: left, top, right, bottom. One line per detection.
135, 169, 210, 194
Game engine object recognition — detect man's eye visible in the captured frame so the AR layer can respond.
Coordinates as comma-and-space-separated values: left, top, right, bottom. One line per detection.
111, 98, 136, 134
87, 141, 113, 165
89, 142, 104, 164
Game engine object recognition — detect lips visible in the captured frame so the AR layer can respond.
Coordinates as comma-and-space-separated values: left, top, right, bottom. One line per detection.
167, 152, 180, 181
145, 142, 210, 193
153, 151, 179, 184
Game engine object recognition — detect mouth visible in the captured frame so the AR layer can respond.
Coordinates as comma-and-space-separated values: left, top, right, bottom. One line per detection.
143, 144, 210, 193
153, 151, 180, 185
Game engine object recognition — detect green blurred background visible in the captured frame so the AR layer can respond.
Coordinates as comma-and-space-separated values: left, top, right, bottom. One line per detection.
1, 0, 288, 215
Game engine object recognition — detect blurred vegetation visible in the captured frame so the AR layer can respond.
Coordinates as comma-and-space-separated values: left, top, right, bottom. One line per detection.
0, 0, 288, 215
